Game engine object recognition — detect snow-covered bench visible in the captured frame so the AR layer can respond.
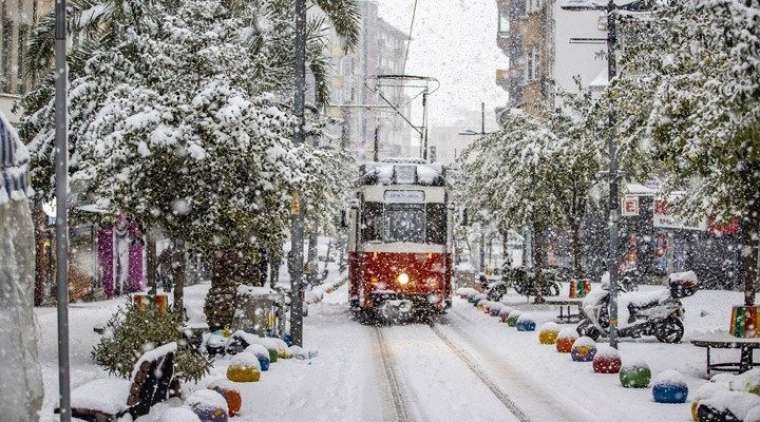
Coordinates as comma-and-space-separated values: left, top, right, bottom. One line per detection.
57, 342, 177, 422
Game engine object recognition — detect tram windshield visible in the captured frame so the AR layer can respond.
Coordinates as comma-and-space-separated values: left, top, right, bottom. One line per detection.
383, 204, 425, 243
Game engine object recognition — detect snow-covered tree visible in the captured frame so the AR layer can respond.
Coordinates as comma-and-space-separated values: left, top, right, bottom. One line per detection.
616, 0, 760, 303
21, 0, 356, 327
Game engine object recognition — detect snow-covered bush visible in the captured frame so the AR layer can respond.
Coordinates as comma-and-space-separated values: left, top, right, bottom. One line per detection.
92, 303, 211, 382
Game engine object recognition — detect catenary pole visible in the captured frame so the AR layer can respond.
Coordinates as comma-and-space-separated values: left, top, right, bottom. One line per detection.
606, 0, 620, 349
55, 0, 71, 419
290, 0, 307, 347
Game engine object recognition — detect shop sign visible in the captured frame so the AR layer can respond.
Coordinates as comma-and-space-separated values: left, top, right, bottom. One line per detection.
653, 199, 707, 231
621, 196, 640, 216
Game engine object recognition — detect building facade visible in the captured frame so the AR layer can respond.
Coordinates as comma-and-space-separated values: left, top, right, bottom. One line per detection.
325, 1, 413, 161
0, 0, 53, 123
495, 0, 607, 116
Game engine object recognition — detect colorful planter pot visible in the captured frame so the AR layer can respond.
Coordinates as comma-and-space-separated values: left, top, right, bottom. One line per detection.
619, 363, 652, 388
499, 307, 512, 323
730, 305, 760, 338
592, 346, 622, 374
507, 311, 522, 327
226, 353, 262, 383
245, 344, 271, 371
570, 336, 597, 362
208, 386, 242, 417
556, 328, 579, 353
653, 383, 688, 404
489, 304, 503, 317
188, 390, 229, 422
516, 314, 536, 332
538, 322, 560, 345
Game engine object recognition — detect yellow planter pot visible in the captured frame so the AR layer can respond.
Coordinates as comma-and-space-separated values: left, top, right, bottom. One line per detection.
226, 364, 261, 383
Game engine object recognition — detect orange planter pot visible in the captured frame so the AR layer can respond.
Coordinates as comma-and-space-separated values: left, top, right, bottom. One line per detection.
556, 337, 575, 353
210, 386, 242, 417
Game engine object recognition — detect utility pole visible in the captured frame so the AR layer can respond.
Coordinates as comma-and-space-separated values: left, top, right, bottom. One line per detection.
55, 0, 71, 419
290, 0, 306, 347
605, 0, 620, 350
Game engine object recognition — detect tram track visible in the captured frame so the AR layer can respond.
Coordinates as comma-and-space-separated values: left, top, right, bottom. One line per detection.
428, 322, 533, 422
374, 326, 417, 422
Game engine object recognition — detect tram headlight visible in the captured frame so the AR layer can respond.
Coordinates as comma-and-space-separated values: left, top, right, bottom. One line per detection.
397, 273, 410, 285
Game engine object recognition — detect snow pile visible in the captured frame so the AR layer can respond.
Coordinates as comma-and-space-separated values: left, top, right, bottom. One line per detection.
516, 313, 535, 323
455, 287, 479, 298
558, 327, 579, 340
245, 344, 270, 360
159, 406, 202, 422
541, 322, 560, 331
652, 369, 687, 387
702, 390, 760, 420
669, 271, 698, 283
594, 345, 620, 359
572, 336, 596, 348
187, 389, 229, 414
230, 352, 262, 370
70, 378, 131, 414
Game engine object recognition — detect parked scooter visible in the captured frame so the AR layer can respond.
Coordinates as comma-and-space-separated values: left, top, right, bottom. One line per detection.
576, 271, 699, 343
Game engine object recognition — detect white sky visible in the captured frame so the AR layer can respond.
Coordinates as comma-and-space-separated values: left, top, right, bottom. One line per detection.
374, 0, 506, 132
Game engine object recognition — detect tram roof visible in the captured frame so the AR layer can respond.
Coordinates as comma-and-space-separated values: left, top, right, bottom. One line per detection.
357, 160, 446, 187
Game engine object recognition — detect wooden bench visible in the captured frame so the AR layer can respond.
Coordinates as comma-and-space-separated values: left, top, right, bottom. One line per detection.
57, 342, 177, 422
691, 332, 760, 376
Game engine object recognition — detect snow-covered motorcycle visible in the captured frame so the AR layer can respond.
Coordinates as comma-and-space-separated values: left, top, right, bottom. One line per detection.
487, 266, 561, 301
576, 271, 698, 343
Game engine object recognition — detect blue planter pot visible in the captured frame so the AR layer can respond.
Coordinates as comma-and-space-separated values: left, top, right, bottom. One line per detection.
653, 383, 688, 404
258, 356, 270, 371
516, 319, 536, 331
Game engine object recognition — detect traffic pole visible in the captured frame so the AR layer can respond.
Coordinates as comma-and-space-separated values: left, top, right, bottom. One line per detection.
606, 0, 620, 350
289, 0, 307, 347
54, 0, 72, 419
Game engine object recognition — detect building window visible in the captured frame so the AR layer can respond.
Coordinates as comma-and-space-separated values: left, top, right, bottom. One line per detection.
526, 47, 540, 81
498, 10, 509, 33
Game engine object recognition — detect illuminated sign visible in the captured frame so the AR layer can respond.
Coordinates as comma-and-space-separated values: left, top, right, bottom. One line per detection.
384, 190, 425, 204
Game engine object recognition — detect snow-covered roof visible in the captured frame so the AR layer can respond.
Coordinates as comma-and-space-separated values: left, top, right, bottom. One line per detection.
358, 160, 446, 186
625, 183, 659, 195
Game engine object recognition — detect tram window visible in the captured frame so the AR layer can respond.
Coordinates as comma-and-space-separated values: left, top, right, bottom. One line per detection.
383, 204, 425, 243
361, 202, 383, 242
426, 203, 447, 244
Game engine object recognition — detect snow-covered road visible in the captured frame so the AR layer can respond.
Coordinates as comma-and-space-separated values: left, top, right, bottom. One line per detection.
37, 277, 741, 422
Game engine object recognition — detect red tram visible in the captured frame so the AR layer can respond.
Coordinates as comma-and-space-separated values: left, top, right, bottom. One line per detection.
346, 159, 453, 320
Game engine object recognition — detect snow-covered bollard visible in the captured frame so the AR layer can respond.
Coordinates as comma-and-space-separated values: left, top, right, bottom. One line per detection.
652, 370, 688, 403
556, 327, 579, 353
160, 406, 202, 422
208, 380, 242, 417
498, 306, 513, 323
592, 345, 622, 374
538, 322, 560, 344
619, 362, 652, 388
570, 336, 597, 362
506, 310, 523, 327
477, 298, 490, 311
456, 287, 478, 299
226, 352, 262, 383
244, 344, 271, 371
188, 389, 229, 422
489, 302, 504, 317
516, 313, 537, 331
289, 345, 310, 360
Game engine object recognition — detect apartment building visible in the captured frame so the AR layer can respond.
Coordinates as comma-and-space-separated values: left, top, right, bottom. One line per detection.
325, 1, 413, 160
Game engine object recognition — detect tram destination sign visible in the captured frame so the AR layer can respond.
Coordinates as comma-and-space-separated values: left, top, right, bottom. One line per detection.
384, 190, 425, 204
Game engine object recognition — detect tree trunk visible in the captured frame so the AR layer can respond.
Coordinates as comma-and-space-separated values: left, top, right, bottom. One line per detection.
204, 251, 240, 330
570, 221, 585, 279
172, 240, 186, 313
146, 233, 158, 296
532, 226, 546, 304
270, 245, 282, 289
741, 218, 759, 306
306, 232, 318, 286
33, 204, 48, 306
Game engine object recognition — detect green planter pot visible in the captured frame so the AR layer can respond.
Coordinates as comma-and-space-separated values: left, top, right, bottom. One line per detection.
620, 364, 651, 388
